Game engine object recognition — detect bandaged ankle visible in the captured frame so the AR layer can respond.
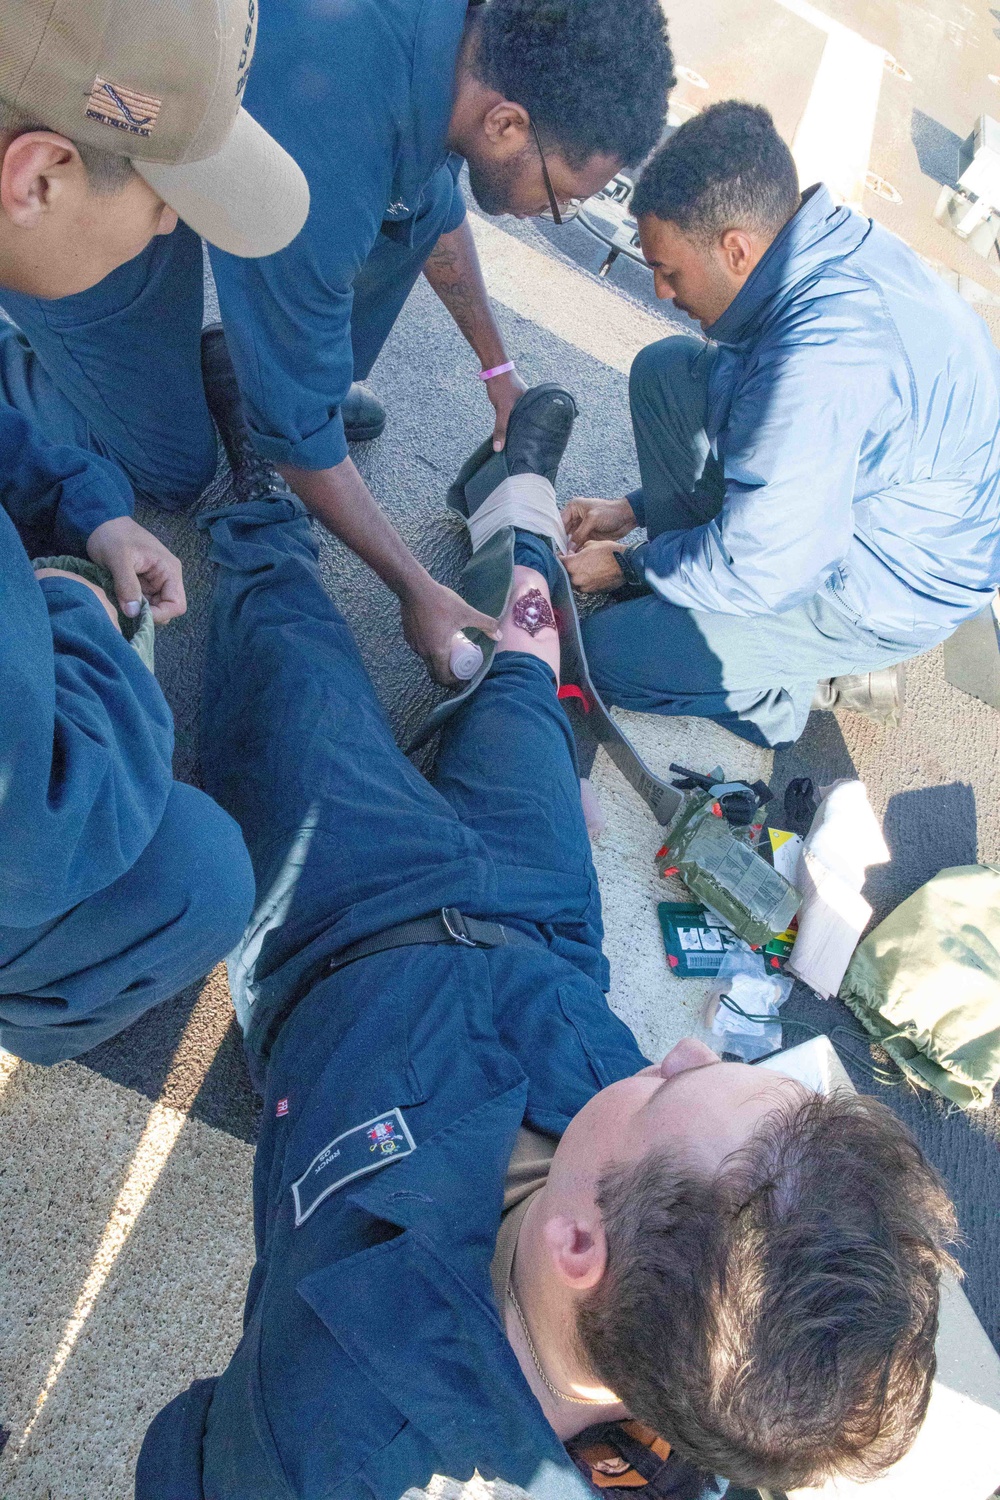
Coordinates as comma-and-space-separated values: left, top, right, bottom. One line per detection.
466, 473, 569, 554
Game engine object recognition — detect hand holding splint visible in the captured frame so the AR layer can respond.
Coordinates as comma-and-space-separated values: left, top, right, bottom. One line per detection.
401, 575, 501, 686
562, 495, 636, 548
86, 516, 187, 624
562, 539, 627, 594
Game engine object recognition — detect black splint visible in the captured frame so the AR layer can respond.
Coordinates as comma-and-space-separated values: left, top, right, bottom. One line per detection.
410, 386, 682, 827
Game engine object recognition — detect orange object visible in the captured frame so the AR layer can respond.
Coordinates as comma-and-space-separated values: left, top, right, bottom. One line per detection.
578, 1424, 671, 1488
623, 1422, 672, 1461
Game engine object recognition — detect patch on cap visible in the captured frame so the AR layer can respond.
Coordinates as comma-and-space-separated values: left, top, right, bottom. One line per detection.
86, 77, 162, 138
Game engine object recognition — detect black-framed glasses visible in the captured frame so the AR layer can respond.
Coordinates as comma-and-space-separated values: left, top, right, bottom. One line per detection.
529, 119, 582, 224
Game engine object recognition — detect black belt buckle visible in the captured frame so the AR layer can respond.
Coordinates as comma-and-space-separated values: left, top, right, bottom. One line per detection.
441, 907, 477, 947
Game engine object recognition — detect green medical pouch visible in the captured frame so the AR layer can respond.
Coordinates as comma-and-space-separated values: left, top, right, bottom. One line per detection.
840, 864, 1000, 1109
657, 902, 748, 977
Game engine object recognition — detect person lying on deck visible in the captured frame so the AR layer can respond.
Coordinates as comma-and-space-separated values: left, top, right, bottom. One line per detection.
137, 374, 957, 1499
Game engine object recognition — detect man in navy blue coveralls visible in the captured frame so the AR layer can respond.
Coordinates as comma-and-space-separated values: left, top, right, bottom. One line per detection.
135, 496, 724, 1500
0, 0, 313, 1061
138, 496, 955, 1499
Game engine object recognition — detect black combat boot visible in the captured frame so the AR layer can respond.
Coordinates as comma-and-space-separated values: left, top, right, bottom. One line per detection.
200, 325, 295, 504
342, 381, 386, 442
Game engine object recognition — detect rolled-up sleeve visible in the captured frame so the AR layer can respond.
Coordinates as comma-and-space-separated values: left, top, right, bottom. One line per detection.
208, 18, 400, 473
0, 508, 173, 927
1, 404, 133, 556
440, 154, 468, 234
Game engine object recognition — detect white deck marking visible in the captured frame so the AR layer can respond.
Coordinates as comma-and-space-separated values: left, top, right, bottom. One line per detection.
774, 0, 887, 207
0, 1050, 19, 1098
12, 976, 235, 1454
470, 215, 669, 375
13, 1098, 189, 1451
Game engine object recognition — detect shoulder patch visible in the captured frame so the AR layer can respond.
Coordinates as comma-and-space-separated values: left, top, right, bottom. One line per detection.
291, 1108, 416, 1227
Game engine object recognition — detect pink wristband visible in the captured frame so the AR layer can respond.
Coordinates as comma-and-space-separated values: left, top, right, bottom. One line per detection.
478, 360, 516, 381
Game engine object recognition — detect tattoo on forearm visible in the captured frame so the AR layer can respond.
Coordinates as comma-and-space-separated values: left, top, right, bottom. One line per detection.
424, 235, 503, 361
425, 243, 481, 340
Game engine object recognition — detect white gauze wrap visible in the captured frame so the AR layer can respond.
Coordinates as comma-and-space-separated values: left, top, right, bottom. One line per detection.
467, 472, 568, 554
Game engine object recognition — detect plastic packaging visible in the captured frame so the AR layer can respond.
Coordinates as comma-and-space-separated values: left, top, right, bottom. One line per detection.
449, 631, 484, 681
655, 791, 800, 947
657, 901, 749, 977
704, 949, 792, 1061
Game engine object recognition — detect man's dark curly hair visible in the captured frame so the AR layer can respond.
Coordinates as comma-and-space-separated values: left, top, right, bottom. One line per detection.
632, 100, 800, 241
470, 0, 675, 169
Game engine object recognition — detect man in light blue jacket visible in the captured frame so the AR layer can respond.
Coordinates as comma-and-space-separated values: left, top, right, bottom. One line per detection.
563, 102, 1000, 747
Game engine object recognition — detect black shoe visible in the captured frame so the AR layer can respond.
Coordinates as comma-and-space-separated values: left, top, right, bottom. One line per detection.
447, 383, 578, 515
504, 383, 577, 483
343, 382, 386, 442
201, 325, 293, 504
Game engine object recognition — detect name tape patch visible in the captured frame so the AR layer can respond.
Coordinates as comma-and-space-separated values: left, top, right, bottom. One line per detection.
86, 77, 162, 138
291, 1107, 416, 1227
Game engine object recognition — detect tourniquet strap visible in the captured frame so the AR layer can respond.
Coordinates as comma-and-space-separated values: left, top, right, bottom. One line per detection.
326, 907, 538, 975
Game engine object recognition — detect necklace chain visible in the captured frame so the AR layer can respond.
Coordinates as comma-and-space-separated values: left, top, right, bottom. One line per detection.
507, 1280, 606, 1406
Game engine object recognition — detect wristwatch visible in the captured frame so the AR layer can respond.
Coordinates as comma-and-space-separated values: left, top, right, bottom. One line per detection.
617, 540, 649, 589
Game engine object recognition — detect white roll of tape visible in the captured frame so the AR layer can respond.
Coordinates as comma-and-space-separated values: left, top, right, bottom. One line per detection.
450, 632, 485, 681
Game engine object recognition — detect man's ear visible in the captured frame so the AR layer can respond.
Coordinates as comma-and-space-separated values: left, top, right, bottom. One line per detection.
542, 1210, 609, 1293
0, 132, 80, 227
719, 226, 758, 281
481, 100, 531, 157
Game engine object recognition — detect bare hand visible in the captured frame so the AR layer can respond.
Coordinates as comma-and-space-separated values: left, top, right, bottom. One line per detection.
487, 368, 529, 451
561, 540, 627, 594
34, 567, 122, 630
562, 496, 636, 549
400, 577, 501, 686
86, 516, 186, 625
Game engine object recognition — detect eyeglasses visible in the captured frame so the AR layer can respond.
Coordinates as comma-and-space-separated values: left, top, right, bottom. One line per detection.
530, 119, 582, 224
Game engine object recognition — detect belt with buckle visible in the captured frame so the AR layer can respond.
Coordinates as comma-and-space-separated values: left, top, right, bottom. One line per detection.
326, 907, 537, 975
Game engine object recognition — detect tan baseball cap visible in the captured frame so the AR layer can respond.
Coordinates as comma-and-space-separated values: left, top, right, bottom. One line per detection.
0, 0, 310, 258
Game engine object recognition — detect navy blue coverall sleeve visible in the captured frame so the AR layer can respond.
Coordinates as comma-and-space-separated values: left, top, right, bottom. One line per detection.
1, 401, 133, 554
0, 411, 173, 926
208, 0, 466, 473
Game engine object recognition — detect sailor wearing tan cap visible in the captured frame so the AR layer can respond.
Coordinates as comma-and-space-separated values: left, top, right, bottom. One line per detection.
0, 0, 309, 504
0, 0, 672, 684
0, 0, 307, 1063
